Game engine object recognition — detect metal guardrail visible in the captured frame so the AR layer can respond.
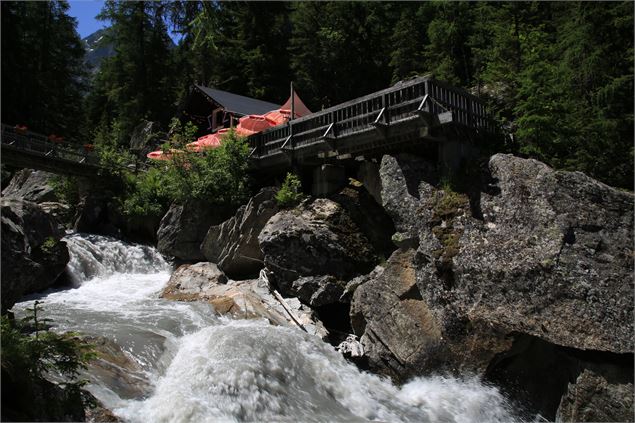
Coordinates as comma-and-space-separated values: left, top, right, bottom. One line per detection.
1, 124, 101, 167
248, 76, 492, 160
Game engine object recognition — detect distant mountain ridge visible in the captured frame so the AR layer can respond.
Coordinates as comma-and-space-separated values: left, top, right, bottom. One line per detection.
82, 28, 114, 70
82, 28, 176, 72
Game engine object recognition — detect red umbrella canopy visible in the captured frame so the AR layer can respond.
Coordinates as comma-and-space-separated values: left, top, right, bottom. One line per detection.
237, 114, 277, 135
146, 148, 183, 161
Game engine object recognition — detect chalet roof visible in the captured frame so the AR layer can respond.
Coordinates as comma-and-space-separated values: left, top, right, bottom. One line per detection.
194, 85, 280, 116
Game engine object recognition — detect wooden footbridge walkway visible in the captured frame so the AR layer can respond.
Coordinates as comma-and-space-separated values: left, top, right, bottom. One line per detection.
1, 124, 101, 177
248, 76, 491, 170
1, 76, 490, 177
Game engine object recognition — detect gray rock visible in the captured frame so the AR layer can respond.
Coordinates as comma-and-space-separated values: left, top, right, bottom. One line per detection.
556, 369, 634, 422
258, 197, 378, 295
350, 248, 507, 380
352, 153, 633, 379
157, 200, 229, 261
1, 198, 69, 312
292, 275, 346, 307
378, 154, 438, 247
201, 187, 278, 278
129, 120, 161, 152
161, 266, 328, 339
2, 169, 59, 203
161, 262, 228, 299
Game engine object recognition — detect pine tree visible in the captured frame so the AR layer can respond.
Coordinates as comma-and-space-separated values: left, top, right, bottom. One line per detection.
87, 0, 175, 145
1, 1, 86, 141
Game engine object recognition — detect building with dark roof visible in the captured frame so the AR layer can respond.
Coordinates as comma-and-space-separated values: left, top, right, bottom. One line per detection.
181, 85, 280, 135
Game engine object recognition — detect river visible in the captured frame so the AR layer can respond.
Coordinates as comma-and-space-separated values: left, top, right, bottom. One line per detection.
13, 233, 518, 423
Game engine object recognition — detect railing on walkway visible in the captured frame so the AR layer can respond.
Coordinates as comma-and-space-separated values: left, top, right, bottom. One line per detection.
1, 124, 100, 167
249, 76, 492, 160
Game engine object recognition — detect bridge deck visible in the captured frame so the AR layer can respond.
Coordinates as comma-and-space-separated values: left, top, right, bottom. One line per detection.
2, 77, 491, 177
1, 125, 101, 177
248, 76, 492, 169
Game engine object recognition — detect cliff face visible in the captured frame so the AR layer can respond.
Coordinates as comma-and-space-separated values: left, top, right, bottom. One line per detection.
1, 198, 69, 312
349, 153, 633, 419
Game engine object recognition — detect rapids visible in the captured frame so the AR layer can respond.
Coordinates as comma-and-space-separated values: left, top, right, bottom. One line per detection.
12, 233, 518, 423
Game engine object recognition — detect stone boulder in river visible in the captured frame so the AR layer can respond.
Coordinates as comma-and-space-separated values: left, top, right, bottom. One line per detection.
157, 200, 231, 262
351, 153, 633, 418
258, 197, 378, 296
161, 263, 328, 339
1, 198, 69, 312
201, 187, 278, 278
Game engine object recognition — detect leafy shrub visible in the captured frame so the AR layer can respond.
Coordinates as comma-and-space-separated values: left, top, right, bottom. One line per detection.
40, 237, 58, 254
122, 167, 170, 219
50, 175, 80, 207
1, 301, 96, 420
123, 120, 251, 218
275, 173, 305, 208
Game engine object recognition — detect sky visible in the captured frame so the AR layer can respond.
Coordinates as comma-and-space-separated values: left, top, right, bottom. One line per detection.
67, 0, 181, 42
68, 0, 106, 39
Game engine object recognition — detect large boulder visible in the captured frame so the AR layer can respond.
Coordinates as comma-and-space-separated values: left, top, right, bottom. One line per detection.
2, 169, 59, 203
161, 262, 228, 300
157, 200, 230, 262
1, 198, 69, 313
258, 197, 378, 296
161, 263, 327, 338
201, 187, 278, 278
351, 152, 633, 389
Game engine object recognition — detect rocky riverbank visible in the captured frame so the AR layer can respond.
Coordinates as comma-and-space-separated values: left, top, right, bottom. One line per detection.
3, 152, 633, 422
157, 152, 633, 421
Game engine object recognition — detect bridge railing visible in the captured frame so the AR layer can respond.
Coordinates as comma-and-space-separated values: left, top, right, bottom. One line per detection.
249, 76, 492, 160
1, 124, 100, 167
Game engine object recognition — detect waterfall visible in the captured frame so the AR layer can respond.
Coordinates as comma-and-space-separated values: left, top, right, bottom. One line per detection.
12, 234, 519, 422
64, 233, 170, 285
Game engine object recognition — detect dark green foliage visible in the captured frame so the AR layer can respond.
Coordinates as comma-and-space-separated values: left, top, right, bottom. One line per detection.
1, 1, 86, 142
275, 173, 305, 208
86, 0, 176, 145
1, 302, 96, 421
50, 175, 80, 207
123, 120, 251, 219
4, 1, 632, 189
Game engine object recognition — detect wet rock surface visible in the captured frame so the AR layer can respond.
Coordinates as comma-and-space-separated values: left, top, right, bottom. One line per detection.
1, 198, 69, 312
161, 264, 328, 339
201, 187, 278, 278
81, 335, 152, 401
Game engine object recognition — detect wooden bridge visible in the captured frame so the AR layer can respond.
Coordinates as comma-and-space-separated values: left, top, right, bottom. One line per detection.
249, 76, 491, 170
1, 76, 490, 179
1, 124, 102, 177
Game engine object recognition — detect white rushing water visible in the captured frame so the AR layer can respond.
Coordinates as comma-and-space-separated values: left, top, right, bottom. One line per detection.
12, 233, 518, 423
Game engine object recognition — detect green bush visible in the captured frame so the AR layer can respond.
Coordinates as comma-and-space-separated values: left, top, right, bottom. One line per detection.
122, 167, 170, 219
275, 173, 304, 208
40, 237, 58, 254
1, 301, 96, 420
123, 120, 251, 218
50, 175, 80, 207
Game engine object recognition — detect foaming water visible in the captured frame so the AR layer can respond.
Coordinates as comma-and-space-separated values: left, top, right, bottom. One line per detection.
64, 233, 170, 285
118, 320, 515, 423
13, 234, 518, 422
